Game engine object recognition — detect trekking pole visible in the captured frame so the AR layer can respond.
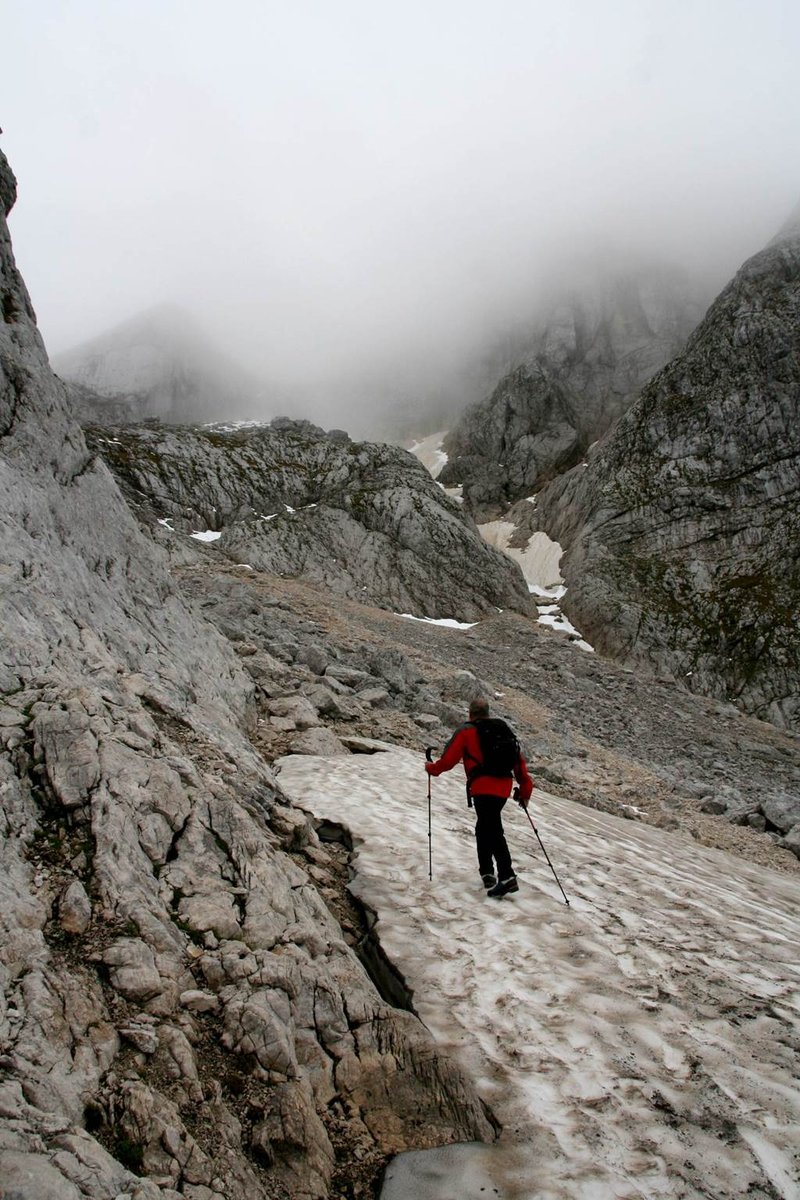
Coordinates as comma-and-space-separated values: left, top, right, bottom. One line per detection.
516, 791, 570, 906
425, 747, 434, 880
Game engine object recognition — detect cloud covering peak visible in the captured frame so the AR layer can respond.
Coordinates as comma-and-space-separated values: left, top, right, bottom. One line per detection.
4, 1, 799, 432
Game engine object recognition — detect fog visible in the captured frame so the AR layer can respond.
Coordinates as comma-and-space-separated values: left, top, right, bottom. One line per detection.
3, 1, 799, 435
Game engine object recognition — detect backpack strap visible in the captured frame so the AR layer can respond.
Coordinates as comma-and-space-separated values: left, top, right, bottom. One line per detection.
463, 721, 480, 807
464, 721, 482, 785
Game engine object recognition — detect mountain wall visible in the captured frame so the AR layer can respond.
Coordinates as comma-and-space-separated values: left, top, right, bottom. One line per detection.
86, 420, 535, 623
0, 147, 493, 1199
439, 268, 701, 515
535, 215, 800, 728
53, 305, 267, 424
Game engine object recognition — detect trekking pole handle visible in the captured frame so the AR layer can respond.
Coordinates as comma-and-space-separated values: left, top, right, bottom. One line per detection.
425, 746, 435, 763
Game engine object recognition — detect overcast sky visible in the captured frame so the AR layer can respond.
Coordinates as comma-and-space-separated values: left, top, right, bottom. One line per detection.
3, 0, 799, 429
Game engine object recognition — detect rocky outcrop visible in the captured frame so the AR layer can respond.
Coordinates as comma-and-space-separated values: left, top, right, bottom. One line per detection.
535, 214, 800, 729
439, 268, 701, 515
63, 379, 143, 426
53, 304, 268, 424
1, 147, 495, 1199
86, 420, 535, 622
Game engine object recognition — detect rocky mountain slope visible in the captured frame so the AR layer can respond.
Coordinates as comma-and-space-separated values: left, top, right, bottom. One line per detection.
53, 305, 267, 423
84, 419, 534, 623
439, 267, 702, 515
3, 139, 799, 1200
0, 147, 495, 1200
534, 211, 800, 729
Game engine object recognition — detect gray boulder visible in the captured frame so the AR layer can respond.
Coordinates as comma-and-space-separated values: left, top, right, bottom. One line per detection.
779, 824, 800, 859
762, 793, 800, 835
290, 727, 350, 756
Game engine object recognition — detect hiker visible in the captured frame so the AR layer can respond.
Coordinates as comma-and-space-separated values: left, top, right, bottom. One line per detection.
425, 697, 533, 897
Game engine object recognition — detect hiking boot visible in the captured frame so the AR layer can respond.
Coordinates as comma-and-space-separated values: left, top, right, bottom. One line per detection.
487, 875, 519, 898
481, 873, 497, 890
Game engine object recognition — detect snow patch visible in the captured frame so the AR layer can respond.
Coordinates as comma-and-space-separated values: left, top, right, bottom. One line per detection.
479, 520, 593, 650
438, 482, 463, 504
203, 419, 270, 432
396, 613, 477, 630
190, 529, 222, 543
157, 517, 174, 531
479, 520, 563, 593
279, 748, 800, 1200
408, 431, 449, 478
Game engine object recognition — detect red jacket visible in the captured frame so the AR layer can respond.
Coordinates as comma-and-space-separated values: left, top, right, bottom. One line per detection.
427, 722, 534, 800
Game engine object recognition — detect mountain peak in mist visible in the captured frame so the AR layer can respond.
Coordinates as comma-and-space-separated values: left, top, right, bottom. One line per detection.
53, 304, 271, 423
771, 196, 800, 244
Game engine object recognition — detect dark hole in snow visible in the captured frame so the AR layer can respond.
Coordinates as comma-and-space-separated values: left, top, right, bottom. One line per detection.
315, 819, 353, 851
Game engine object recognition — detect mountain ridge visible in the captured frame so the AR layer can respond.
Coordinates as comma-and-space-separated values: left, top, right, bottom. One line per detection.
533, 210, 800, 727
438, 264, 703, 515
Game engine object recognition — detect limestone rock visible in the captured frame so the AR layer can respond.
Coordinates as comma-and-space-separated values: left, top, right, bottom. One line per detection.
296, 644, 329, 675
85, 422, 534, 623
440, 266, 702, 515
179, 989, 220, 1013
301, 683, 347, 717
761, 793, 800, 835
103, 939, 164, 1003
58, 879, 91, 935
0, 1150, 84, 1199
536, 211, 800, 728
119, 1022, 159, 1054
290, 727, 350, 756
779, 824, 800, 859
326, 664, 370, 687
267, 695, 321, 729
0, 144, 503, 1199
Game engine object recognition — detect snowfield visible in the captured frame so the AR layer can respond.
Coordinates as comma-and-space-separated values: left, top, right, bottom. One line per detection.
408, 431, 449, 478
277, 747, 800, 1200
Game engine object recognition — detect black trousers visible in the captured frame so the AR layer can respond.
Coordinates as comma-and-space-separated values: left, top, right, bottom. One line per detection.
472, 794, 513, 880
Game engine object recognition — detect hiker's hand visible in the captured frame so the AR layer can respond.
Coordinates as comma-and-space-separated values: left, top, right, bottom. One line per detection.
518, 796, 530, 809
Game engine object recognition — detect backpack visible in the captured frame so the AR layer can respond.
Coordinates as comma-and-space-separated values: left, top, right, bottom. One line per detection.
467, 718, 520, 782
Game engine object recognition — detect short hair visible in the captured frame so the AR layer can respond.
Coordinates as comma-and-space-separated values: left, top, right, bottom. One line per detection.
469, 696, 490, 719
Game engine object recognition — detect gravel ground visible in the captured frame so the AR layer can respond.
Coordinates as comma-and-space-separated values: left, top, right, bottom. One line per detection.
178, 561, 800, 877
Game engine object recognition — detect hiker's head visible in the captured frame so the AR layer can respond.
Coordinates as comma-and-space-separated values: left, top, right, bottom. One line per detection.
469, 697, 490, 721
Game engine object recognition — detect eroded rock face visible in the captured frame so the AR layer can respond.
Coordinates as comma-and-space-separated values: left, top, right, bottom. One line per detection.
0, 147, 494, 1199
86, 421, 534, 622
440, 268, 701, 515
535, 213, 800, 729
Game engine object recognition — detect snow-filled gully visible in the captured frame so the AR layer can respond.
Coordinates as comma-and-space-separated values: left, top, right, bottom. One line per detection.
277, 747, 800, 1200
